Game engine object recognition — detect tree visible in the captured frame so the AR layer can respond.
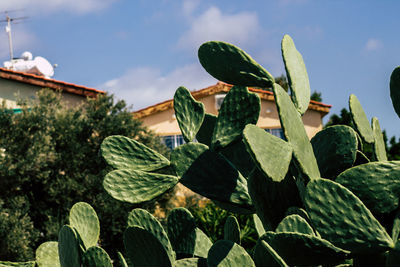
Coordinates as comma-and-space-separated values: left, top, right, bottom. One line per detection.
0, 89, 169, 261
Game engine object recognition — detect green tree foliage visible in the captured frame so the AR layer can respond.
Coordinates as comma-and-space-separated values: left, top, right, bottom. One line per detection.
0, 89, 168, 261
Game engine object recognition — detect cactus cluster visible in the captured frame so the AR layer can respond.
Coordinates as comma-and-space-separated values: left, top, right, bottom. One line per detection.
4, 34, 400, 266
98, 34, 400, 266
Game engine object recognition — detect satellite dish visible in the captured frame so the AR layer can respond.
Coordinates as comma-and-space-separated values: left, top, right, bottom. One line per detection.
32, 56, 54, 78
21, 51, 32, 61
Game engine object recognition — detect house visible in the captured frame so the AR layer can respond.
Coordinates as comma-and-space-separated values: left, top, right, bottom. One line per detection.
0, 67, 105, 110
134, 82, 331, 149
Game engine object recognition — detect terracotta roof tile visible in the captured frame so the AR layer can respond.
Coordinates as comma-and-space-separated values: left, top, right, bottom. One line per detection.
134, 82, 331, 119
0, 67, 105, 97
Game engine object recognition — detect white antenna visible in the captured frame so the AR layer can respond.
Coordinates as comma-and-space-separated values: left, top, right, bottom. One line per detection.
0, 11, 28, 68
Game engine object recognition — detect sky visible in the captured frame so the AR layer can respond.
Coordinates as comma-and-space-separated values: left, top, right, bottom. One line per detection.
1, 0, 400, 138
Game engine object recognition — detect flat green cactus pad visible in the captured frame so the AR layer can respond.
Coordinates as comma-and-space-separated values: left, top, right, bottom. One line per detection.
127, 209, 174, 260
275, 214, 314, 235
211, 86, 260, 149
36, 241, 60, 267
174, 258, 208, 267
304, 178, 394, 253
207, 240, 255, 267
103, 169, 178, 204
101, 135, 170, 171
248, 168, 301, 231
198, 41, 274, 88
174, 86, 205, 142
349, 94, 374, 144
253, 214, 265, 238
281, 34, 311, 115
69, 202, 100, 249
260, 231, 349, 266
116, 252, 128, 267
390, 66, 400, 118
284, 207, 311, 223
167, 208, 212, 258
196, 113, 217, 147
124, 226, 173, 267
393, 210, 400, 242
82, 247, 112, 267
58, 225, 81, 267
371, 117, 388, 161
273, 83, 320, 181
311, 125, 358, 179
253, 240, 288, 267
0, 262, 36, 267
336, 161, 400, 214
224, 215, 241, 244
219, 139, 255, 178
243, 124, 293, 182
171, 143, 253, 210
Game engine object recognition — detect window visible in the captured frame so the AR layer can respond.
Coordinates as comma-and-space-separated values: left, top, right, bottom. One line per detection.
215, 94, 226, 110
265, 128, 285, 140
162, 135, 185, 150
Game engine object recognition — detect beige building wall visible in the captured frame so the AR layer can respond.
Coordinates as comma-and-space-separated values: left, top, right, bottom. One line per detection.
141, 94, 324, 139
0, 79, 86, 108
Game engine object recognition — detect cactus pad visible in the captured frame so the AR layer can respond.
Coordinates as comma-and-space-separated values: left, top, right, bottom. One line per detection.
253, 214, 266, 237
127, 208, 174, 259
336, 161, 400, 214
349, 94, 374, 144
69, 202, 100, 249
211, 86, 260, 149
35, 241, 60, 267
198, 41, 274, 88
224, 215, 241, 244
243, 124, 292, 182
82, 247, 112, 267
58, 225, 82, 267
171, 143, 253, 210
260, 231, 349, 266
207, 240, 255, 267
310, 125, 358, 179
103, 169, 178, 204
371, 117, 388, 161
273, 83, 320, 181
196, 113, 217, 147
124, 226, 173, 267
101, 135, 170, 171
174, 258, 208, 267
275, 214, 314, 235
304, 178, 394, 253
116, 252, 128, 267
390, 66, 400, 118
253, 240, 288, 267
281, 34, 311, 115
167, 208, 212, 258
248, 168, 301, 231
0, 262, 36, 267
174, 86, 205, 142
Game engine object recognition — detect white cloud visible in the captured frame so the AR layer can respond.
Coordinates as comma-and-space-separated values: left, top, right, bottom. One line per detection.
100, 64, 216, 110
364, 38, 383, 51
0, 0, 117, 15
178, 6, 260, 50
182, 0, 200, 16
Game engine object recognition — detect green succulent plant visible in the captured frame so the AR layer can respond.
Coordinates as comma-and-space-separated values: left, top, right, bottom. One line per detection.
5, 34, 399, 266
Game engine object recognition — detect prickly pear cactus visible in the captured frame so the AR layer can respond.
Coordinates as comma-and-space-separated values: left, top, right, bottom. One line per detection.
93, 34, 400, 266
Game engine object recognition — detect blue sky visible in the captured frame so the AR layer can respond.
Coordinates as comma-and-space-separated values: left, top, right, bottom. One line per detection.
1, 0, 400, 138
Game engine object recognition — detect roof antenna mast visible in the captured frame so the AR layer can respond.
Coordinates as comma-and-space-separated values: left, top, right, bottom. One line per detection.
0, 11, 28, 68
